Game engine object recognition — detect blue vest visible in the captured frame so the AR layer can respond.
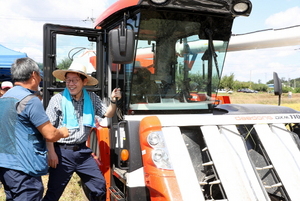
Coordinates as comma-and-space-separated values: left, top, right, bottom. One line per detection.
0, 94, 48, 176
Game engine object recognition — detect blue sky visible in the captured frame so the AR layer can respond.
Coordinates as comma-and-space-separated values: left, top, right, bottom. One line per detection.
0, 0, 299, 84
233, 0, 300, 33
225, 0, 300, 84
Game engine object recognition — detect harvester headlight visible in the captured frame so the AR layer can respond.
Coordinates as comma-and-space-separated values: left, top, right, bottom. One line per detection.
149, 0, 169, 5
147, 131, 164, 147
152, 148, 173, 169
153, 149, 165, 162
233, 2, 249, 13
231, 1, 252, 16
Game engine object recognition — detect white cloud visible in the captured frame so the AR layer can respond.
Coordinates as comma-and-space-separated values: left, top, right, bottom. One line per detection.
265, 7, 300, 28
223, 6, 300, 84
1, 0, 299, 84
0, 0, 112, 62
224, 44, 300, 83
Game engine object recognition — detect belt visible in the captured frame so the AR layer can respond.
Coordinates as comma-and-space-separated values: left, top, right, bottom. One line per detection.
54, 142, 86, 151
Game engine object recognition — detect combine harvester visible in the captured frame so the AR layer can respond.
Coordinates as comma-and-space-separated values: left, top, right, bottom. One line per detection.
42, 0, 300, 200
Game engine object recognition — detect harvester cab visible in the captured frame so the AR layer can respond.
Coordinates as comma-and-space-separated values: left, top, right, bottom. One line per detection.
43, 0, 300, 200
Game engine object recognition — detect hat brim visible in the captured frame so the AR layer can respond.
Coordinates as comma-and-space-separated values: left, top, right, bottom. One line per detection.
1, 87, 12, 90
53, 69, 98, 86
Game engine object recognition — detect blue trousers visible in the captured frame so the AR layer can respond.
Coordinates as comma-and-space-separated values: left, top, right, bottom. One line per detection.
42, 144, 106, 201
0, 167, 43, 200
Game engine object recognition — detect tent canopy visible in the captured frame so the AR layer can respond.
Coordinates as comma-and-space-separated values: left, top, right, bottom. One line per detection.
0, 44, 27, 81
0, 44, 27, 68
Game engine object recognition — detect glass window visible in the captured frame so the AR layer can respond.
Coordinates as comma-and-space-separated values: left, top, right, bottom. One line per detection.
55, 35, 97, 79
125, 10, 229, 113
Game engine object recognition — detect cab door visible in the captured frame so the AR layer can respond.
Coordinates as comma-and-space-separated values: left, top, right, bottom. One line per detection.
43, 23, 105, 108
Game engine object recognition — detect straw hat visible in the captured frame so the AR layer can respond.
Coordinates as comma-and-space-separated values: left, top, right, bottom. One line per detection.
52, 61, 98, 86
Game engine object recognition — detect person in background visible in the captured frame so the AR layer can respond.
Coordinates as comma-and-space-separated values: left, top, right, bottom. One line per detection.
43, 61, 121, 201
131, 67, 159, 103
34, 86, 43, 101
0, 57, 69, 201
0, 81, 13, 97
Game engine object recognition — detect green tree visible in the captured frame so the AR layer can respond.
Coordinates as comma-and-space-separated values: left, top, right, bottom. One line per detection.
295, 87, 300, 93
37, 62, 43, 70
220, 73, 235, 90
252, 83, 268, 92
57, 58, 72, 70
233, 81, 248, 91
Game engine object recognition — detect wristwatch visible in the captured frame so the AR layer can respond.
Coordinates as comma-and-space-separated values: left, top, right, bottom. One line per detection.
110, 99, 117, 104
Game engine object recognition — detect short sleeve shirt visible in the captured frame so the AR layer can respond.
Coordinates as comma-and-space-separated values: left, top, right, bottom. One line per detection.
3, 86, 49, 130
46, 90, 107, 144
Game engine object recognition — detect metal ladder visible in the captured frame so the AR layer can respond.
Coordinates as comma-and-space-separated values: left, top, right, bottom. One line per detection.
253, 123, 300, 200
109, 186, 125, 201
253, 143, 288, 199
201, 125, 271, 201
238, 123, 288, 199
201, 146, 228, 201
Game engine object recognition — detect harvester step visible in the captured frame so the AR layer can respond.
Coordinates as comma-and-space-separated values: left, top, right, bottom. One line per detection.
209, 180, 221, 185
264, 183, 283, 189
256, 165, 273, 170
202, 161, 214, 166
202, 147, 208, 151
199, 181, 208, 185
109, 186, 125, 201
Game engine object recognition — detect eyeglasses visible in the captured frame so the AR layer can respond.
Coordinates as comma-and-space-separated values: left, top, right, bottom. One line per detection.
65, 78, 81, 84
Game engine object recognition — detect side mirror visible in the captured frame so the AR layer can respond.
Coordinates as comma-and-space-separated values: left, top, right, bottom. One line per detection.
109, 23, 135, 64
273, 72, 282, 106
273, 72, 282, 96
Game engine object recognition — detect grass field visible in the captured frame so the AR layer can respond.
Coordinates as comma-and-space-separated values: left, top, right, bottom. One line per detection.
1, 92, 299, 200
227, 92, 300, 111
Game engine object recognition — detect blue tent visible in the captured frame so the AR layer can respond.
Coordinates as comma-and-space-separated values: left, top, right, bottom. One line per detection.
0, 44, 27, 81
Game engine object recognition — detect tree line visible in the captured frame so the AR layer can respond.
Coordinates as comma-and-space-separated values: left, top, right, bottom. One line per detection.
219, 73, 300, 93
38, 59, 300, 94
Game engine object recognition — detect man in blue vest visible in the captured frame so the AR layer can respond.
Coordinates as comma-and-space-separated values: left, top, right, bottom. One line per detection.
0, 57, 69, 201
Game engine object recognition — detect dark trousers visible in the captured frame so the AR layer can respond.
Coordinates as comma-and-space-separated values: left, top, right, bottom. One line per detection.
42, 144, 106, 201
0, 167, 43, 201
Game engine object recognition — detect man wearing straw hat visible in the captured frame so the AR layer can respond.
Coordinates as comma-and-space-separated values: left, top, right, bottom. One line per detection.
43, 61, 121, 201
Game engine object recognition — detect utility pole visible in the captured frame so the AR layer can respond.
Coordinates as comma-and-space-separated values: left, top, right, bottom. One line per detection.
83, 9, 95, 27
250, 70, 252, 88
82, 10, 95, 49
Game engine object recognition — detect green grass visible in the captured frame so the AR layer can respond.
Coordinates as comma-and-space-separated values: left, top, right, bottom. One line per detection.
227, 92, 300, 111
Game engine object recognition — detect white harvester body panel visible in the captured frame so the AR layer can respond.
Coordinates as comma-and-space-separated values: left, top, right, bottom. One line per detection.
201, 125, 270, 201
254, 123, 300, 200
125, 113, 300, 200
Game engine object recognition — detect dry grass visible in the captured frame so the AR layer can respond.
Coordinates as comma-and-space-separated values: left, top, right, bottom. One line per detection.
227, 92, 300, 111
1, 92, 299, 200
42, 174, 88, 201
0, 174, 87, 201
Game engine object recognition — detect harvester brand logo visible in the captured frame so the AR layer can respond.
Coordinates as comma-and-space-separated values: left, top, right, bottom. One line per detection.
276, 115, 300, 119
235, 116, 273, 121
235, 115, 300, 121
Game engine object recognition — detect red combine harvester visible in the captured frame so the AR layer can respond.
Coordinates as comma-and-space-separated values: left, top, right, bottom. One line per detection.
43, 0, 300, 200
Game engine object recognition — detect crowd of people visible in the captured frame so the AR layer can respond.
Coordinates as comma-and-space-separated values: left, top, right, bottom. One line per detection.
0, 57, 121, 201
